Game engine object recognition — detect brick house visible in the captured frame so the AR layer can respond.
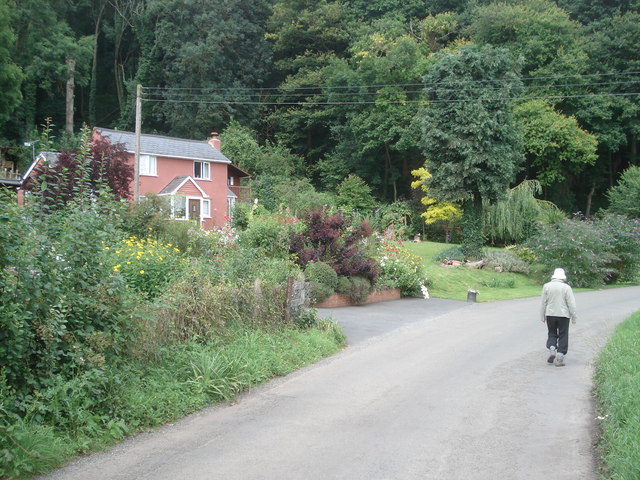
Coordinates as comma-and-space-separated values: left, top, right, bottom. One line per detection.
93, 128, 251, 229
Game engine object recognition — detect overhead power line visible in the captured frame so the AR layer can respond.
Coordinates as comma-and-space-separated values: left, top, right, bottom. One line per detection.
142, 79, 640, 101
142, 71, 640, 93
142, 92, 639, 106
138, 71, 640, 106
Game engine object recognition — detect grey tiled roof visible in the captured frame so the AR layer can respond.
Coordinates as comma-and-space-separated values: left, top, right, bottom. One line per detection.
95, 127, 231, 164
159, 175, 190, 195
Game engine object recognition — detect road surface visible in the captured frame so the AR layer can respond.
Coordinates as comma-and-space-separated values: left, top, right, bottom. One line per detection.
37, 286, 640, 480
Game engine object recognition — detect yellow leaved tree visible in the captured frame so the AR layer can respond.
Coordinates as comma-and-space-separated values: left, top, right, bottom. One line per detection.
411, 167, 462, 243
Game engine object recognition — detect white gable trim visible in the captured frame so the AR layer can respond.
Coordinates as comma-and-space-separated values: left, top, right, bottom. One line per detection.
158, 176, 210, 198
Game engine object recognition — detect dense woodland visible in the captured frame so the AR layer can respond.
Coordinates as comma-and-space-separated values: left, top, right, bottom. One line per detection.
0, 0, 638, 216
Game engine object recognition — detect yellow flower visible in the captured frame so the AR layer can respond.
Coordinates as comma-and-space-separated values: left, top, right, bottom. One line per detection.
139, 270, 145, 274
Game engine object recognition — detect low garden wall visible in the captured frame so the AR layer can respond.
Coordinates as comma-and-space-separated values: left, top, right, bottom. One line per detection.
313, 288, 401, 308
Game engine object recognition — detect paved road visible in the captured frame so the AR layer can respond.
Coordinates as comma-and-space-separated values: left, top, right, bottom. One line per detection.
38, 287, 640, 480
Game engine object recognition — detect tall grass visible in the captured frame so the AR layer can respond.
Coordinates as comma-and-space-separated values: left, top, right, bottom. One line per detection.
593, 311, 640, 479
0, 323, 345, 478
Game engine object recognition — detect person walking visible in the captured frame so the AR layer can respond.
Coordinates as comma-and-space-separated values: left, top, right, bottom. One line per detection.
540, 268, 577, 367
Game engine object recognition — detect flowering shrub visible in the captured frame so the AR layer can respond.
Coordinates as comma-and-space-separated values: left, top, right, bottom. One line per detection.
105, 237, 187, 299
186, 224, 239, 258
595, 213, 640, 282
527, 215, 618, 287
375, 230, 430, 297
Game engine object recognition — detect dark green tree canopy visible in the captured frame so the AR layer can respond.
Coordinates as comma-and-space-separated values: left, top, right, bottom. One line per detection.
607, 165, 640, 218
0, 0, 23, 125
420, 44, 524, 204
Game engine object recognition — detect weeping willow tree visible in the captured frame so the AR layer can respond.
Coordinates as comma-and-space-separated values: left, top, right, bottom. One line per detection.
484, 179, 564, 244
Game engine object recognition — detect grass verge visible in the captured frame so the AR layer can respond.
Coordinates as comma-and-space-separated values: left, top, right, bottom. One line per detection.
0, 321, 345, 479
593, 310, 640, 480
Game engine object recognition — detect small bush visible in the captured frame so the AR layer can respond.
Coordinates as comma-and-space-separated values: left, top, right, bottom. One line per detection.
336, 276, 352, 295
231, 202, 251, 230
120, 194, 171, 238
434, 246, 465, 262
480, 277, 516, 288
482, 251, 530, 274
241, 213, 301, 259
345, 276, 372, 304
505, 245, 536, 264
305, 261, 338, 291
293, 308, 320, 329
308, 282, 335, 304
106, 236, 187, 299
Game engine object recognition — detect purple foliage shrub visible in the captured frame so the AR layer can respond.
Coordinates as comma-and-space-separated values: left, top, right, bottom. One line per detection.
289, 210, 378, 282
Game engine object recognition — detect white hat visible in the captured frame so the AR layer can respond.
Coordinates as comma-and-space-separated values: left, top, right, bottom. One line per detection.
551, 268, 567, 280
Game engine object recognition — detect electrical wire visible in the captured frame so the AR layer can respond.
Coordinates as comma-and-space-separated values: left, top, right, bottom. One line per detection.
141, 70, 640, 93
142, 91, 639, 105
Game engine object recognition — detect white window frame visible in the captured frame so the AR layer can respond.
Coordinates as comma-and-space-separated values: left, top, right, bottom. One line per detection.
194, 161, 210, 180
170, 195, 210, 222
139, 155, 157, 176
171, 195, 187, 220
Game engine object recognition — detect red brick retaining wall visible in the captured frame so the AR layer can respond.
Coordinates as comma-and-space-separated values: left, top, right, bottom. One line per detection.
313, 289, 401, 308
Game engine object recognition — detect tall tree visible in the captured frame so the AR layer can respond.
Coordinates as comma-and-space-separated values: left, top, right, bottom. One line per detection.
134, 0, 272, 137
0, 0, 23, 126
513, 100, 597, 211
420, 44, 523, 258
557, 0, 640, 24
9, 0, 92, 138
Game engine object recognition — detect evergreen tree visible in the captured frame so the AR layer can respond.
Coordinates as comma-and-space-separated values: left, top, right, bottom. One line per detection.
420, 44, 523, 258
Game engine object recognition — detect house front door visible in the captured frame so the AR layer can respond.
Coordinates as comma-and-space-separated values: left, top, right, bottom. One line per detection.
188, 199, 200, 222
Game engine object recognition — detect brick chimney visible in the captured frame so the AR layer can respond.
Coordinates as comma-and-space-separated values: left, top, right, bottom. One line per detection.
208, 132, 221, 150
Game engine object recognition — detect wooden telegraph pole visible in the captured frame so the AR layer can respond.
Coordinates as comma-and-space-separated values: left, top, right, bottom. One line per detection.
134, 84, 142, 201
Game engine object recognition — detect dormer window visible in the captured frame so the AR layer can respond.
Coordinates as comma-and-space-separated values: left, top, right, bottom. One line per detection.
194, 161, 210, 180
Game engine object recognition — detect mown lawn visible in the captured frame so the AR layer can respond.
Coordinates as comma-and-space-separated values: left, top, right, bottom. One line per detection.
405, 241, 544, 301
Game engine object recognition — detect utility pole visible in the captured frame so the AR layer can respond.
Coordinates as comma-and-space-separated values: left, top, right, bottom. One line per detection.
65, 58, 76, 133
134, 84, 142, 201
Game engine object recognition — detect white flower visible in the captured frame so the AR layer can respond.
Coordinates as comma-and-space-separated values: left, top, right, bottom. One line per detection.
420, 284, 430, 299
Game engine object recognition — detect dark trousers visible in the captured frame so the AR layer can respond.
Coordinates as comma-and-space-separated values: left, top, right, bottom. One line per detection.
546, 316, 570, 355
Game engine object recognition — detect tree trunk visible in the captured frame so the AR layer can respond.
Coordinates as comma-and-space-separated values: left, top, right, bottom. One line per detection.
383, 143, 391, 200
89, 2, 106, 126
65, 58, 76, 134
461, 195, 485, 260
585, 183, 595, 218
